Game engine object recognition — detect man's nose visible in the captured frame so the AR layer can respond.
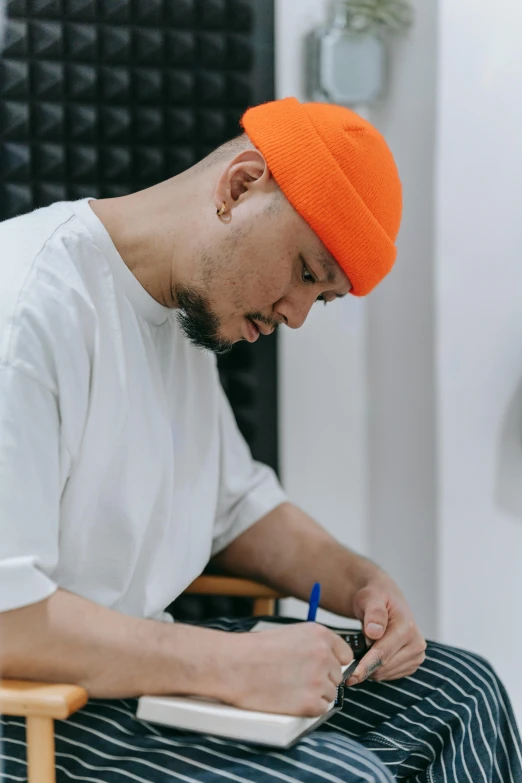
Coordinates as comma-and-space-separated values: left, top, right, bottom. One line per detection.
274, 293, 316, 330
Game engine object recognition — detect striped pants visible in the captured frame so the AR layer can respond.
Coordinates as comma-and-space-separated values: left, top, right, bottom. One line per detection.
2, 617, 521, 783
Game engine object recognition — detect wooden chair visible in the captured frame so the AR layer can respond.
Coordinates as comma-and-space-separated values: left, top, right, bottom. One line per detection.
0, 575, 285, 783
184, 574, 282, 617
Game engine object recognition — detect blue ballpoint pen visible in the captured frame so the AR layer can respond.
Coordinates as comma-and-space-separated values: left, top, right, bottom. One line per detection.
306, 582, 321, 621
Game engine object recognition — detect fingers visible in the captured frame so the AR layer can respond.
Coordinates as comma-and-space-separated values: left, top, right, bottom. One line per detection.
316, 696, 335, 715
374, 662, 425, 681
301, 624, 351, 704
312, 625, 352, 698
328, 663, 348, 689
351, 580, 427, 686
355, 588, 388, 641
301, 691, 337, 718
323, 678, 340, 703
346, 621, 391, 684
330, 630, 355, 666
347, 635, 427, 685
367, 640, 427, 681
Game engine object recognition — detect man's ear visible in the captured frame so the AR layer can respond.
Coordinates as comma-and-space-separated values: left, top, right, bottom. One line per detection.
214, 149, 273, 213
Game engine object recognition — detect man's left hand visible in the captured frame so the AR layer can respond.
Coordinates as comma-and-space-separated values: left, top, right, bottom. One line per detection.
346, 574, 427, 686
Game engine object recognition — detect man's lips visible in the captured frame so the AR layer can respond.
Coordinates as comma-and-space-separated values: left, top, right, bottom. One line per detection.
244, 317, 276, 342
251, 319, 273, 336
244, 317, 260, 343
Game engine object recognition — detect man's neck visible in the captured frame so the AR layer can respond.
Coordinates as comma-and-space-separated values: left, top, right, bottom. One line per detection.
88, 176, 200, 309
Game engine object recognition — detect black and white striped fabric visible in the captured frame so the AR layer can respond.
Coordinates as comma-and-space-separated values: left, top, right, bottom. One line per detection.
2, 617, 521, 782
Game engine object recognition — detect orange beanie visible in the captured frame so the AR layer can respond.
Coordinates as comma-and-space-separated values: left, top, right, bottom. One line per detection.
241, 98, 402, 297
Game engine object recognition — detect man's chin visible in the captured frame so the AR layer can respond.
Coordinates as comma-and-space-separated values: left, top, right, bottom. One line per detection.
185, 330, 234, 355
204, 329, 237, 354
192, 336, 233, 355
212, 340, 234, 355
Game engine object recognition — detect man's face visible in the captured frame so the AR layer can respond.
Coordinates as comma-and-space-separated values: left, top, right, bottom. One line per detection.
174, 195, 352, 354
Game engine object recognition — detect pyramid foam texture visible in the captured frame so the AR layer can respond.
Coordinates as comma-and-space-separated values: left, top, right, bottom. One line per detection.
0, 0, 273, 217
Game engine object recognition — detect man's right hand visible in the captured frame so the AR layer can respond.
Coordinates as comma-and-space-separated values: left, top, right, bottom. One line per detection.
217, 623, 354, 717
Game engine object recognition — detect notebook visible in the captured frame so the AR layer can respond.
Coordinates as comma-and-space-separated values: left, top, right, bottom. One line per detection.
136, 620, 362, 749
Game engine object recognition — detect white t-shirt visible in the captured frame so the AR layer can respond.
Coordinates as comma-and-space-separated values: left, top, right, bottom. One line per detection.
0, 199, 286, 621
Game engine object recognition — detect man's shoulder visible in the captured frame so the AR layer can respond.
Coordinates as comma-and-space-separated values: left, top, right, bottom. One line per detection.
0, 200, 76, 264
0, 201, 81, 309
0, 202, 100, 378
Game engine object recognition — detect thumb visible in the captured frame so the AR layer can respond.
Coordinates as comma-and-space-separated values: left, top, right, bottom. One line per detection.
362, 602, 388, 641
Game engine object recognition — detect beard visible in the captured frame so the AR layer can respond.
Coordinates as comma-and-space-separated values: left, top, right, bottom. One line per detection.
175, 286, 278, 354
175, 286, 234, 355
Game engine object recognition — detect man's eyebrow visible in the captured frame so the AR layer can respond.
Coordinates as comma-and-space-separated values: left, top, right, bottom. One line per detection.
316, 253, 339, 286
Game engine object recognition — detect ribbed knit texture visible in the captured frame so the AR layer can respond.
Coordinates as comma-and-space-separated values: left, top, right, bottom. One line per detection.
241, 98, 402, 296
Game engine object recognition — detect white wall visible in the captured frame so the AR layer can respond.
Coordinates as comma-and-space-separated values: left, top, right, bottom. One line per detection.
367, 0, 439, 638
275, 0, 369, 625
436, 0, 522, 720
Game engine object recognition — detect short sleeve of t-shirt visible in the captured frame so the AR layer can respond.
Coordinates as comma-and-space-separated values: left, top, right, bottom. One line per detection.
0, 364, 64, 611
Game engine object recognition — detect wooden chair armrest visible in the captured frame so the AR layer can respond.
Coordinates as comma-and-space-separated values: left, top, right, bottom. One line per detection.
185, 575, 283, 599
0, 679, 88, 720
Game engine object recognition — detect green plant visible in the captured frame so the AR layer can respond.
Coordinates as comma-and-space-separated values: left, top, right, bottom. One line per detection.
341, 0, 414, 35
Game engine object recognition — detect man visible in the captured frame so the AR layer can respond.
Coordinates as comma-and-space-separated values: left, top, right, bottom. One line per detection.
0, 98, 520, 782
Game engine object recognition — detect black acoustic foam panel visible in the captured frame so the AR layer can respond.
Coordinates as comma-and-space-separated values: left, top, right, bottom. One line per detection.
1, 0, 277, 620
1, 0, 271, 210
